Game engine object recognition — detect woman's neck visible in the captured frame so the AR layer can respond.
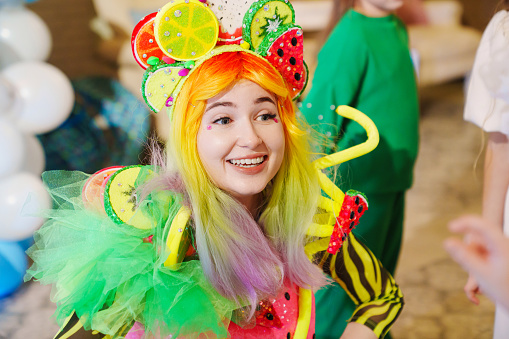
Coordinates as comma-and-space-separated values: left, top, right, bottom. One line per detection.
236, 193, 263, 219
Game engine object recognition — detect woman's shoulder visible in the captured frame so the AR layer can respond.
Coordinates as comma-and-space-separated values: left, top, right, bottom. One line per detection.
484, 10, 509, 39
27, 166, 211, 336
463, 10, 509, 131
39, 165, 190, 254
490, 10, 509, 24
50, 165, 180, 231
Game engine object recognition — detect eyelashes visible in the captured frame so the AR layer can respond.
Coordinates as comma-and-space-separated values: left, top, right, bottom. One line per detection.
210, 112, 278, 126
213, 116, 232, 125
260, 113, 277, 121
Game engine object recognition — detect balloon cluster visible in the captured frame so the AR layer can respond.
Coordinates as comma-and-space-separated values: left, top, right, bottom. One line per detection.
0, 1, 74, 297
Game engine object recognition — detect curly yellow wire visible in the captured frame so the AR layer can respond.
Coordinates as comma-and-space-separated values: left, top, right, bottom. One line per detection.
294, 288, 313, 339
164, 205, 191, 267
311, 105, 379, 215
306, 105, 379, 259
312, 105, 380, 171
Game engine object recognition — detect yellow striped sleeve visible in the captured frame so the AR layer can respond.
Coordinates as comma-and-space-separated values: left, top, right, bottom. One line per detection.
317, 234, 404, 338
54, 312, 128, 339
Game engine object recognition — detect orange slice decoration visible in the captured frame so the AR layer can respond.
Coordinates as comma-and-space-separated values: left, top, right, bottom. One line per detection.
132, 12, 166, 69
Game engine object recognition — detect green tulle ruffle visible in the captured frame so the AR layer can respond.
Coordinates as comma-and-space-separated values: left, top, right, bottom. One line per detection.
25, 170, 238, 338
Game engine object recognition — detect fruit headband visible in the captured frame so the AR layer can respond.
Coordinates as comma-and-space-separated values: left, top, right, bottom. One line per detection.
131, 0, 308, 115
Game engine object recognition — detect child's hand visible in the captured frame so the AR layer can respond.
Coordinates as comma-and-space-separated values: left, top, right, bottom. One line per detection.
464, 274, 481, 305
444, 215, 509, 310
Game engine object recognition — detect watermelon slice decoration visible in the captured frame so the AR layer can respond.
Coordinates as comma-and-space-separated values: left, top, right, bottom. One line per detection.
208, 0, 254, 45
255, 300, 283, 329
218, 26, 243, 45
258, 24, 308, 99
132, 12, 166, 70
327, 190, 369, 254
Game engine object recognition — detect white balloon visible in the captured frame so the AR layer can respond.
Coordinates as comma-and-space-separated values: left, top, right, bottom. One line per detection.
0, 75, 20, 119
0, 77, 15, 114
0, 118, 25, 178
0, 40, 23, 70
1, 61, 74, 134
0, 5, 52, 61
0, 172, 51, 241
20, 134, 45, 176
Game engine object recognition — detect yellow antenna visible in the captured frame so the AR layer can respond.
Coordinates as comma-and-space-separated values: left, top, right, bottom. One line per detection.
312, 105, 380, 171
305, 105, 380, 256
164, 205, 192, 267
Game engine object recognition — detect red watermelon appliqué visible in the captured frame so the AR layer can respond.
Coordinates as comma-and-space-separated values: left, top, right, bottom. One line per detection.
328, 190, 369, 254
262, 26, 307, 99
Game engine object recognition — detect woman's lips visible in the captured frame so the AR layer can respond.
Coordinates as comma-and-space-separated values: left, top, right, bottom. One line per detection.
227, 155, 267, 174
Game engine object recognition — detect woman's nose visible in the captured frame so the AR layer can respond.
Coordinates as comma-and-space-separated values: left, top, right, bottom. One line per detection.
236, 120, 262, 149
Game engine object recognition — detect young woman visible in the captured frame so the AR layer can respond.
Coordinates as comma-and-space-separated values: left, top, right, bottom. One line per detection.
25, 1, 403, 338
463, 1, 509, 338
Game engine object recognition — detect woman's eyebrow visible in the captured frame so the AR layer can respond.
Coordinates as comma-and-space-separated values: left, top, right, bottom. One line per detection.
205, 101, 236, 113
254, 96, 276, 105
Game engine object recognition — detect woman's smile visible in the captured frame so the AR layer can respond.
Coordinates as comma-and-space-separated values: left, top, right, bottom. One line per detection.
227, 154, 267, 172
197, 80, 285, 204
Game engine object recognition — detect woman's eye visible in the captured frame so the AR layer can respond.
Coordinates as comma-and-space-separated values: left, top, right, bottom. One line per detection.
257, 113, 277, 122
213, 117, 231, 125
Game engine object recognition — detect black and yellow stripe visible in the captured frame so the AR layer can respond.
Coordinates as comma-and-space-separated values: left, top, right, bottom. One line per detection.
53, 312, 130, 339
318, 233, 404, 338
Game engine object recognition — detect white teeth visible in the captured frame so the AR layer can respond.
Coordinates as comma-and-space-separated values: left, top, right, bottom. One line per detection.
229, 156, 264, 167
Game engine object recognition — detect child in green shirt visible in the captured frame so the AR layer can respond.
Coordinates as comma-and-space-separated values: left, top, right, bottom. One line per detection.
301, 0, 419, 338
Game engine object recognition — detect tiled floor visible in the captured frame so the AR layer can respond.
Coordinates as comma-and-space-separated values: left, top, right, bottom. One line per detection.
391, 81, 495, 339
0, 81, 496, 338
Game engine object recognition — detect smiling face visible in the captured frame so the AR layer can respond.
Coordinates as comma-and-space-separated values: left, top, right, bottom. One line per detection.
196, 80, 285, 207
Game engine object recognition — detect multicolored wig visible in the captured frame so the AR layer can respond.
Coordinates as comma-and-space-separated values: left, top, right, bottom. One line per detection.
167, 51, 327, 314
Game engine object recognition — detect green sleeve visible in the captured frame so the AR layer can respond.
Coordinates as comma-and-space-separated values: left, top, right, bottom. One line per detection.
318, 233, 404, 338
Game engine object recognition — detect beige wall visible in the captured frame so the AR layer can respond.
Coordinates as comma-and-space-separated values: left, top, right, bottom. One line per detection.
24, 0, 504, 79
27, 0, 115, 79
459, 0, 502, 30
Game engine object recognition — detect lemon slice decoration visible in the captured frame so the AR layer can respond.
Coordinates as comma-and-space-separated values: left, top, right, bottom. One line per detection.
243, 0, 295, 51
104, 165, 154, 230
154, 0, 219, 61
142, 63, 186, 113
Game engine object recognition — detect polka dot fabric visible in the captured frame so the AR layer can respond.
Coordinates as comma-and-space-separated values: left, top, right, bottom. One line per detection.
228, 280, 316, 338
261, 25, 307, 99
